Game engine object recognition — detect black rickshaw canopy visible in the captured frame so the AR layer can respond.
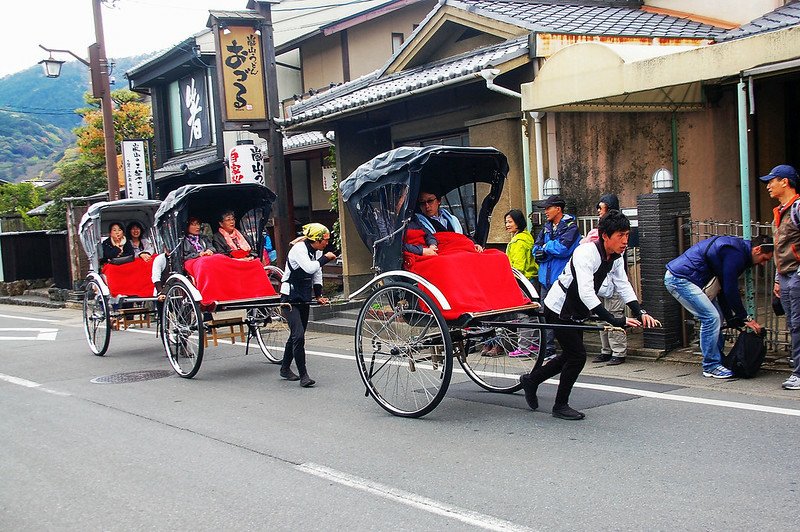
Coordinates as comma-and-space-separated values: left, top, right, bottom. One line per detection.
341, 146, 509, 273
154, 183, 277, 270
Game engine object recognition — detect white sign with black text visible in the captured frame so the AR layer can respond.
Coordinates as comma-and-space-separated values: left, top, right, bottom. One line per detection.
122, 140, 149, 199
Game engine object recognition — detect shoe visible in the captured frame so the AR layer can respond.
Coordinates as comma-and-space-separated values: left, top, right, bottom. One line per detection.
782, 374, 800, 390
300, 374, 316, 387
593, 353, 612, 363
508, 348, 534, 358
552, 404, 585, 420
543, 353, 557, 364
702, 365, 733, 379
606, 356, 625, 366
481, 345, 503, 357
518, 374, 538, 410
280, 368, 300, 381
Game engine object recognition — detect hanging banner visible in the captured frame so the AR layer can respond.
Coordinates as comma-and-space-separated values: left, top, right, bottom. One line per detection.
228, 143, 265, 185
122, 140, 149, 199
179, 72, 211, 150
218, 26, 267, 121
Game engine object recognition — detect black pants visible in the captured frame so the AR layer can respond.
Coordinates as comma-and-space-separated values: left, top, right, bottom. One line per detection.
281, 302, 311, 376
526, 307, 587, 407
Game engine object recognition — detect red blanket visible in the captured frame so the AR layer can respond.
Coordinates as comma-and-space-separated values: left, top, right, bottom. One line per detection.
184, 254, 276, 305
102, 256, 157, 298
403, 230, 528, 320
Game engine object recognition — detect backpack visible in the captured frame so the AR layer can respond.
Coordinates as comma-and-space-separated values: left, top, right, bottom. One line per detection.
722, 329, 766, 378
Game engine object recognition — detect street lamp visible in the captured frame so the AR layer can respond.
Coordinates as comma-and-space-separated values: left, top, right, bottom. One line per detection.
38, 0, 119, 201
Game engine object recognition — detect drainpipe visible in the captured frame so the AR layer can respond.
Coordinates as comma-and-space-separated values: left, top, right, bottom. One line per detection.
479, 68, 536, 219
737, 77, 755, 316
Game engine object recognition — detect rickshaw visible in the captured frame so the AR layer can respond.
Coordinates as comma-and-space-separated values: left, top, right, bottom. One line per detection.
153, 183, 288, 378
342, 146, 545, 417
78, 198, 163, 356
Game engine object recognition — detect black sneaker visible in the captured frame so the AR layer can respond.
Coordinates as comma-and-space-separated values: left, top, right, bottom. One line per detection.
552, 404, 585, 420
606, 356, 625, 366
280, 368, 300, 381
519, 374, 538, 410
300, 374, 316, 388
592, 353, 612, 363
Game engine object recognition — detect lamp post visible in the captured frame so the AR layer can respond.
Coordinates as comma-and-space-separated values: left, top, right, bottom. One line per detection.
39, 0, 119, 200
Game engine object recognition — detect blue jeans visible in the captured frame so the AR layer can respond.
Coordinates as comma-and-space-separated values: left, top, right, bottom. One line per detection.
664, 271, 725, 372
777, 272, 800, 378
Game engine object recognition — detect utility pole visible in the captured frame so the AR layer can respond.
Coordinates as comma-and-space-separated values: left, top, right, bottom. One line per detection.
92, 0, 120, 200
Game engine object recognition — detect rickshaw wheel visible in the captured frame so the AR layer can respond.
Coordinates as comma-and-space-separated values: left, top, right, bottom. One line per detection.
458, 313, 542, 393
161, 279, 204, 378
82, 279, 111, 356
248, 306, 289, 363
355, 282, 452, 418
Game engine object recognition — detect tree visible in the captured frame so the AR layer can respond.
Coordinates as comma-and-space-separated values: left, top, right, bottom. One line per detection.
45, 89, 154, 230
0, 182, 45, 230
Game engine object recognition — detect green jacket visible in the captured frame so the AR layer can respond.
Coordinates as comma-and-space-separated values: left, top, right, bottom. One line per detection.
506, 230, 538, 280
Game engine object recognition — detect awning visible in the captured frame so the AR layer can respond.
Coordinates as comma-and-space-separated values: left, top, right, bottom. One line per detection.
522, 24, 800, 112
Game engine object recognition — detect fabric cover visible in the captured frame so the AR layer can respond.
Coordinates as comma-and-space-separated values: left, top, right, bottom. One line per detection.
403, 229, 527, 320
102, 255, 158, 297
184, 254, 276, 305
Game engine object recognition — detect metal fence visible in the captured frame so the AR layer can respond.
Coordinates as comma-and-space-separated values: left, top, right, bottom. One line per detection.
687, 220, 789, 355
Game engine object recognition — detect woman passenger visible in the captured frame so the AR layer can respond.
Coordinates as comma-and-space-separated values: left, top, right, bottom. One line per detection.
101, 222, 134, 264
212, 210, 256, 260
126, 221, 154, 262
182, 216, 215, 261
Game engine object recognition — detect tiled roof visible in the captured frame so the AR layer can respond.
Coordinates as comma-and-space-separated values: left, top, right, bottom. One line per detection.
284, 36, 528, 126
282, 131, 333, 154
453, 0, 725, 38
716, 2, 800, 42
154, 147, 223, 180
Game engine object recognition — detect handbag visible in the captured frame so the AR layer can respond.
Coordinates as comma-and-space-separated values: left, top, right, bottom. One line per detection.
700, 236, 722, 300
702, 277, 721, 299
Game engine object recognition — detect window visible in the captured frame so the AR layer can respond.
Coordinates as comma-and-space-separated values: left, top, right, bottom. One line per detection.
165, 71, 214, 155
391, 33, 404, 54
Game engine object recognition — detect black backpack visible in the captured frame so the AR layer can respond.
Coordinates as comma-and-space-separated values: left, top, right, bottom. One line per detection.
722, 329, 766, 378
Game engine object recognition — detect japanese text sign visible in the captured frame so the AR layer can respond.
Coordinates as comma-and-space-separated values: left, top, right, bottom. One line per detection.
122, 140, 149, 199
218, 26, 267, 121
228, 143, 265, 185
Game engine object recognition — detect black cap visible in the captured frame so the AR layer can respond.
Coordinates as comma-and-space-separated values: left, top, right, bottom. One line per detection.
541, 195, 566, 209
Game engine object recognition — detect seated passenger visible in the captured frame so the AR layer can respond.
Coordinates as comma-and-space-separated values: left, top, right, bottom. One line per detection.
182, 216, 215, 260
101, 222, 134, 264
414, 190, 483, 252
212, 210, 257, 260
126, 221, 154, 262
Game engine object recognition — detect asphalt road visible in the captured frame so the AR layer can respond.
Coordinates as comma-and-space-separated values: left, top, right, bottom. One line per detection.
1, 304, 798, 531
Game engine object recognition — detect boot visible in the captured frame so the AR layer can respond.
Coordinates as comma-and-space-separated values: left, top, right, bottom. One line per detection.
300, 374, 316, 387
280, 368, 300, 381
519, 374, 538, 410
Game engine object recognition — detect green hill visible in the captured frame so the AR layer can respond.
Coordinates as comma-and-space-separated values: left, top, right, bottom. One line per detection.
0, 54, 154, 183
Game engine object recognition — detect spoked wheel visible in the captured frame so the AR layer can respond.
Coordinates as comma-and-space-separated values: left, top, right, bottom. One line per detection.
458, 312, 542, 393
82, 279, 111, 356
161, 280, 204, 378
247, 306, 289, 363
355, 282, 452, 418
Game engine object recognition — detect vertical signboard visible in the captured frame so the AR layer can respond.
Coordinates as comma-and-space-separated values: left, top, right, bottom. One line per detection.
228, 143, 265, 185
219, 26, 267, 121
179, 72, 211, 150
122, 140, 149, 199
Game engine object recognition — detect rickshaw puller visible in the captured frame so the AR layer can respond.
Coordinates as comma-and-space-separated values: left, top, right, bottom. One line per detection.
520, 211, 661, 420
279, 223, 337, 387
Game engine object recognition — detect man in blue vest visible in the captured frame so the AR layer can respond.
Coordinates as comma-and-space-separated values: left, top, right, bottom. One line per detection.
532, 195, 582, 359
414, 190, 483, 252
664, 235, 773, 379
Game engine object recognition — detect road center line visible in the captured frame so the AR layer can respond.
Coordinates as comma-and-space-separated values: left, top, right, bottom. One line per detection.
297, 462, 535, 532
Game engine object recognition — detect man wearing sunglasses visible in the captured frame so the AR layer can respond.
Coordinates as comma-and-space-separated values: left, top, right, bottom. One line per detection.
414, 190, 483, 252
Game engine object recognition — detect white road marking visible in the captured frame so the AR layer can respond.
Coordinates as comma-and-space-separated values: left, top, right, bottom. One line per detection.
297, 462, 535, 532
301, 348, 800, 417
0, 373, 40, 387
0, 328, 58, 341
0, 313, 63, 323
